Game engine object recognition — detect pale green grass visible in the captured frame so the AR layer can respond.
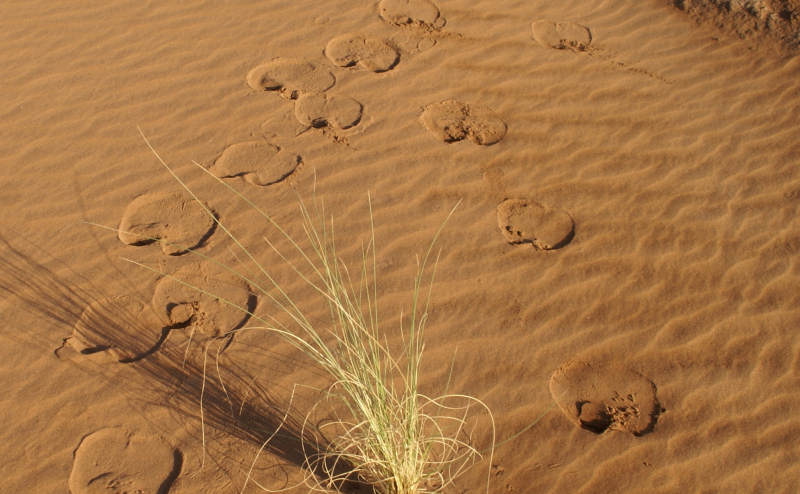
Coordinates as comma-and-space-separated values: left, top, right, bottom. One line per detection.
131, 129, 495, 494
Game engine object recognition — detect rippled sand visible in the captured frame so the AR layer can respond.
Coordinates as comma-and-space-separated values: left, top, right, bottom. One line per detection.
0, 1, 798, 492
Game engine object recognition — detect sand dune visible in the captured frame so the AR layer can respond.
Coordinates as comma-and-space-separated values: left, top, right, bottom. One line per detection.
1, 0, 798, 492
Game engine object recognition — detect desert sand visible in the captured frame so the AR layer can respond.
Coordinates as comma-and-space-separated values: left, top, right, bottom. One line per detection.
1, 0, 799, 492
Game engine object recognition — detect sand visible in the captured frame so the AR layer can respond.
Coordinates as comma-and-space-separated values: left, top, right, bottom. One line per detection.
0, 0, 798, 492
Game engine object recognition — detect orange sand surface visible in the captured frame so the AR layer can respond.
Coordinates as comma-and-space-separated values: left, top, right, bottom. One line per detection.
1, 1, 799, 493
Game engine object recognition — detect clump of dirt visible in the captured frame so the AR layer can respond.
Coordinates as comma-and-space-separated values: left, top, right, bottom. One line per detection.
670, 0, 800, 52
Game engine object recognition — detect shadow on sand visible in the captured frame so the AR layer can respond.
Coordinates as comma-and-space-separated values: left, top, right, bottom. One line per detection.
0, 233, 371, 493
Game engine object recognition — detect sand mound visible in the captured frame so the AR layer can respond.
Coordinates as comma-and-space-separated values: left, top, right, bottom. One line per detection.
670, 0, 800, 51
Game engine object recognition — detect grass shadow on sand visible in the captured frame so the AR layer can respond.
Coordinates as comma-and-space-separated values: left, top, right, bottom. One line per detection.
0, 232, 369, 492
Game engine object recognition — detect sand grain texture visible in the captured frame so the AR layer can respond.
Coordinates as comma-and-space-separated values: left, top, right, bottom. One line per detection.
1, 0, 799, 492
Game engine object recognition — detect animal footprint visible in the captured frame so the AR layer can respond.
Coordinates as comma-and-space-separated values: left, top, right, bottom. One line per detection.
71, 295, 167, 362
325, 34, 400, 72
211, 141, 302, 186
531, 20, 592, 51
152, 263, 254, 342
549, 360, 662, 436
379, 0, 445, 30
496, 199, 574, 250
118, 192, 216, 255
69, 428, 181, 494
294, 92, 363, 130
531, 19, 671, 83
420, 99, 507, 145
247, 58, 335, 99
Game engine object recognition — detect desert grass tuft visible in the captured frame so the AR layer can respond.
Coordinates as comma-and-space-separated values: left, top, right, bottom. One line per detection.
131, 129, 494, 494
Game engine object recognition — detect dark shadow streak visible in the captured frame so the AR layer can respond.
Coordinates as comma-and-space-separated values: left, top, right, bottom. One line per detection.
0, 233, 370, 493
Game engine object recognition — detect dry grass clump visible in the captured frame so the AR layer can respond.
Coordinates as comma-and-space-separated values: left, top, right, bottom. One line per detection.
133, 130, 494, 494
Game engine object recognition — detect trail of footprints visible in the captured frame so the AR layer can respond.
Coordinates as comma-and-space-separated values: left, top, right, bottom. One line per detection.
88, 4, 685, 361
76, 2, 675, 489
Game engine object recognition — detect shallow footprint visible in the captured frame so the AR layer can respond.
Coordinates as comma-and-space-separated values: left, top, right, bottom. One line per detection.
118, 192, 216, 256
379, 0, 445, 30
247, 58, 335, 99
294, 92, 363, 130
152, 263, 254, 343
420, 99, 506, 145
325, 34, 400, 72
531, 20, 670, 83
496, 199, 574, 250
549, 360, 662, 436
71, 295, 168, 362
531, 20, 592, 51
69, 427, 181, 494
211, 141, 302, 186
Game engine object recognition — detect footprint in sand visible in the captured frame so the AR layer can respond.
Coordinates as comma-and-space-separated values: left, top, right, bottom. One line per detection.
294, 92, 363, 131
531, 20, 592, 51
378, 0, 445, 30
496, 199, 574, 250
420, 99, 507, 145
152, 263, 255, 343
71, 295, 168, 363
247, 58, 335, 100
118, 192, 216, 256
210, 141, 302, 186
531, 19, 672, 83
325, 34, 400, 72
549, 360, 662, 436
69, 427, 181, 494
